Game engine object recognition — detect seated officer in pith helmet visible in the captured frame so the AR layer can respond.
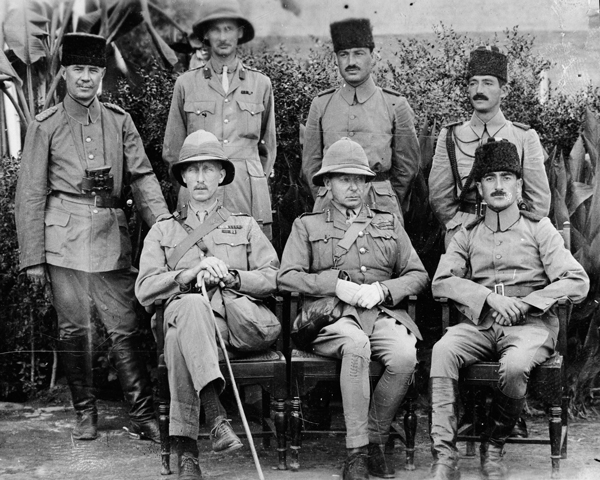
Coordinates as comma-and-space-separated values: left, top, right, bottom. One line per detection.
279, 137, 429, 480
136, 130, 280, 480
429, 138, 589, 480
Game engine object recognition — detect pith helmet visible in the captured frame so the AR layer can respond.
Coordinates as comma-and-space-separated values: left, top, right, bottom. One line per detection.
472, 138, 521, 182
61, 33, 106, 67
192, 0, 254, 45
312, 137, 376, 186
171, 130, 235, 187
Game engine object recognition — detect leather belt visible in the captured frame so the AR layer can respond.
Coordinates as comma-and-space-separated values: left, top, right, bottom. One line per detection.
459, 202, 487, 216
51, 192, 123, 209
489, 284, 537, 297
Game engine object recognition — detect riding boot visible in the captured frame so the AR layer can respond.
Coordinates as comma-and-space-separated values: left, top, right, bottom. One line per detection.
429, 377, 461, 480
480, 388, 526, 480
109, 336, 160, 443
57, 335, 98, 440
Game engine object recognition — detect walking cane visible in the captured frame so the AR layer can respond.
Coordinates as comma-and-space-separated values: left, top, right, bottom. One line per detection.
200, 278, 265, 480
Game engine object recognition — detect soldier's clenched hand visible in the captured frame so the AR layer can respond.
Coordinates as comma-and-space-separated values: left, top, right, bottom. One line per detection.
486, 293, 530, 326
335, 279, 361, 305
353, 283, 384, 310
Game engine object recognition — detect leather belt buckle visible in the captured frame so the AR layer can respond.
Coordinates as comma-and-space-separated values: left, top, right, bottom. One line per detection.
494, 284, 505, 296
477, 201, 487, 217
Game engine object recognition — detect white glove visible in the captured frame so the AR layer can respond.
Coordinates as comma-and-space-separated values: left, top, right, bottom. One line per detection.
353, 283, 384, 309
335, 279, 361, 306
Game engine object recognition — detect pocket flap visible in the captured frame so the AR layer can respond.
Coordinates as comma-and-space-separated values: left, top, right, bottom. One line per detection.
237, 101, 265, 115
308, 230, 343, 242
44, 208, 70, 227
212, 232, 250, 247
184, 101, 216, 115
245, 159, 266, 177
371, 182, 394, 196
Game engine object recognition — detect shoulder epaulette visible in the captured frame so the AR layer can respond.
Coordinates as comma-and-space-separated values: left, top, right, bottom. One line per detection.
465, 216, 485, 230
370, 207, 394, 216
231, 212, 251, 217
513, 122, 531, 131
317, 87, 337, 97
103, 102, 126, 114
242, 63, 262, 74
35, 105, 59, 122
381, 87, 401, 97
520, 210, 542, 222
299, 211, 323, 218
443, 120, 464, 129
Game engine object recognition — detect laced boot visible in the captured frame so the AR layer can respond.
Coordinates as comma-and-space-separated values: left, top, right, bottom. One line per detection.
174, 436, 202, 480
510, 416, 528, 438
367, 442, 395, 478
210, 416, 243, 454
342, 448, 369, 480
109, 337, 159, 443
57, 336, 98, 440
480, 388, 526, 480
429, 377, 461, 480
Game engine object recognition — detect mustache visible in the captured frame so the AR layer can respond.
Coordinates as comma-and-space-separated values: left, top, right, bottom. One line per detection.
472, 94, 489, 101
491, 190, 506, 197
345, 65, 359, 71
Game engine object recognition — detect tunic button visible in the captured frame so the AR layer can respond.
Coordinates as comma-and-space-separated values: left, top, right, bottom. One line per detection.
323, 238, 328, 243
358, 231, 364, 237
360, 266, 367, 272
85, 137, 91, 143
196, 110, 200, 114
88, 154, 94, 159
496, 255, 502, 259
350, 115, 356, 119
224, 139, 229, 144
349, 132, 355, 137
93, 209, 98, 214
359, 247, 366, 254
224, 119, 229, 124
225, 99, 229, 103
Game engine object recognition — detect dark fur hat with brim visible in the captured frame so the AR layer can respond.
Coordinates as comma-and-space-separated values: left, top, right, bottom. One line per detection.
192, 0, 254, 45
171, 130, 235, 187
312, 137, 376, 186
330, 18, 375, 52
467, 45, 508, 82
472, 138, 521, 182
61, 33, 106, 67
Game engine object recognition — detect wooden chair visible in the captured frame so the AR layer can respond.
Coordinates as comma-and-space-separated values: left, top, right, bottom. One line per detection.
437, 221, 573, 479
154, 296, 288, 475
283, 292, 420, 471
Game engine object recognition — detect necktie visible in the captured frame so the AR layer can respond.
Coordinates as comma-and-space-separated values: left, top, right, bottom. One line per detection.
482, 124, 490, 142
346, 208, 356, 223
196, 210, 208, 224
222, 66, 229, 94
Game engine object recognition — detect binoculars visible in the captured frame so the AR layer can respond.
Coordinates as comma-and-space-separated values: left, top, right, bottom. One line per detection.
81, 166, 114, 195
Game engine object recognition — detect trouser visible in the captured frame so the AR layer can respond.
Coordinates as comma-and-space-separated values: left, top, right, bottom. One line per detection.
163, 294, 230, 439
312, 315, 417, 448
49, 266, 155, 421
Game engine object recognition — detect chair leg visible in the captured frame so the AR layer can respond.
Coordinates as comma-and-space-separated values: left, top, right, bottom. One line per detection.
289, 397, 302, 471
158, 403, 171, 475
403, 397, 417, 471
273, 398, 287, 470
262, 391, 271, 449
549, 406, 562, 478
561, 393, 569, 459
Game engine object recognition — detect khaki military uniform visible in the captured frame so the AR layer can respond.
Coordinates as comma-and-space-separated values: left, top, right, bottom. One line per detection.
278, 204, 428, 447
302, 76, 421, 219
163, 58, 276, 237
135, 206, 279, 439
428, 110, 550, 244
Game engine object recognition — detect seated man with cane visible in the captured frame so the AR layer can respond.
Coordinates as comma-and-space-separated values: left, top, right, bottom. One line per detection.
278, 137, 429, 480
135, 130, 280, 479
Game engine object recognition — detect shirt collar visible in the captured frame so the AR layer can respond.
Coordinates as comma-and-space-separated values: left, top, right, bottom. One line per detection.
187, 199, 219, 225
483, 201, 521, 232
331, 200, 368, 224
209, 57, 239, 75
64, 94, 101, 125
469, 109, 507, 139
340, 75, 377, 105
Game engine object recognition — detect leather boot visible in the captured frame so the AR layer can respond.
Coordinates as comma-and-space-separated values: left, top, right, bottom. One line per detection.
210, 416, 243, 454
173, 436, 202, 480
480, 388, 526, 480
367, 442, 394, 478
342, 449, 369, 480
510, 416, 528, 438
57, 336, 98, 440
429, 377, 461, 480
109, 337, 159, 443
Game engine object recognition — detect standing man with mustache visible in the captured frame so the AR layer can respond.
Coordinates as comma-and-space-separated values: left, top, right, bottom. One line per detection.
429, 46, 550, 248
302, 18, 420, 222
163, 0, 276, 240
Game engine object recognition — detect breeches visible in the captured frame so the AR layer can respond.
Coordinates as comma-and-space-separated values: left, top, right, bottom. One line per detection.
431, 322, 556, 398
49, 265, 139, 346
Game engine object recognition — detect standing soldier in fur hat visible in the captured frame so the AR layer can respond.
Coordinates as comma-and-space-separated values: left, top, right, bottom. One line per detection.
163, 0, 276, 239
15, 33, 170, 442
302, 18, 420, 222
279, 138, 428, 480
429, 46, 551, 249
428, 138, 588, 480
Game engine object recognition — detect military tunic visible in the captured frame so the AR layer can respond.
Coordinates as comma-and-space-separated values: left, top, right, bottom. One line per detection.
163, 58, 276, 236
428, 110, 550, 238
135, 206, 279, 439
302, 76, 420, 218
431, 203, 589, 397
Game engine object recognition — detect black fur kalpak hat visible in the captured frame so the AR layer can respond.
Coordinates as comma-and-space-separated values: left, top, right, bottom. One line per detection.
472, 138, 521, 182
61, 33, 107, 68
330, 18, 375, 52
466, 45, 507, 82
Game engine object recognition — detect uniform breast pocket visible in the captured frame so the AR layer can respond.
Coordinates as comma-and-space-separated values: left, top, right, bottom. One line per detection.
212, 233, 250, 270
184, 101, 216, 131
308, 231, 341, 271
44, 208, 71, 254
236, 101, 265, 139
367, 228, 398, 267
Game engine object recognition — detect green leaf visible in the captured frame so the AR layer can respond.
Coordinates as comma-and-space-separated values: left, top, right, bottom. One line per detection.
0, 49, 22, 86
3, 0, 50, 65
